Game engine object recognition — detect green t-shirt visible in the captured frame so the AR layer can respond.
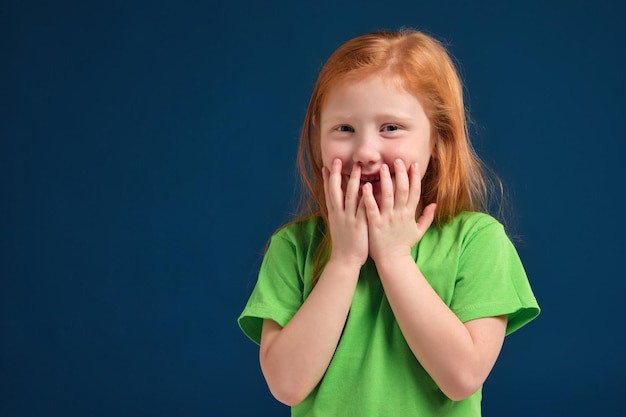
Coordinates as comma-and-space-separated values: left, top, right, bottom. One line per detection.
238, 212, 540, 417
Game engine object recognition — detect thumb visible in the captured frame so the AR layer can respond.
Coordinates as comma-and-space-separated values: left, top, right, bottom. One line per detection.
416, 203, 436, 237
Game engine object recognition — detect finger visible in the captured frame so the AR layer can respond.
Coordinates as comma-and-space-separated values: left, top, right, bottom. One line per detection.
322, 167, 330, 209
393, 159, 410, 208
356, 189, 367, 223
322, 166, 333, 210
327, 158, 345, 210
362, 182, 380, 221
345, 164, 361, 216
407, 162, 423, 210
379, 163, 394, 214
416, 203, 436, 238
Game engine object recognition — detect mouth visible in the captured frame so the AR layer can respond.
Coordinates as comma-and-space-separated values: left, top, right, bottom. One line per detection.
360, 175, 380, 183
342, 173, 395, 185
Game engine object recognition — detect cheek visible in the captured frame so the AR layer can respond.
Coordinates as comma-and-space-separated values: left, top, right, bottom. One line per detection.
319, 140, 331, 166
398, 150, 432, 176
320, 140, 347, 166
319, 145, 332, 167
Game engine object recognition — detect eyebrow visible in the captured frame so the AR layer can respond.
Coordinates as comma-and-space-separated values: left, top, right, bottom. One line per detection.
322, 113, 416, 124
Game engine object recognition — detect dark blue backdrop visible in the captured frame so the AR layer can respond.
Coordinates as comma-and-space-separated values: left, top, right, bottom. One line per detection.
2, 1, 624, 416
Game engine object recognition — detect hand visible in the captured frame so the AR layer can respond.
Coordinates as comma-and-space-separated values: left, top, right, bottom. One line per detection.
323, 159, 369, 267
362, 159, 436, 264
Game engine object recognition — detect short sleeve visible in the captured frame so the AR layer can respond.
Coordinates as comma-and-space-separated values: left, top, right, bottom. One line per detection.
450, 220, 540, 335
238, 232, 305, 345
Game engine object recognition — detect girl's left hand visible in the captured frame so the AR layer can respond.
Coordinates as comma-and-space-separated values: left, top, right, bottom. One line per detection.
362, 159, 436, 264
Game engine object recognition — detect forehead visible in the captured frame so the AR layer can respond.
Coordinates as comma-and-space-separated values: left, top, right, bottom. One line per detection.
320, 74, 427, 117
328, 69, 405, 95
324, 67, 426, 102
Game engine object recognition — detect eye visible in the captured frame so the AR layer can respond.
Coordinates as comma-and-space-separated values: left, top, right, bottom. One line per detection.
336, 125, 354, 132
382, 124, 400, 132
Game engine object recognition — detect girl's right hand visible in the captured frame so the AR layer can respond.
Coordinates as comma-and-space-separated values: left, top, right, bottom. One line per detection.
323, 159, 369, 268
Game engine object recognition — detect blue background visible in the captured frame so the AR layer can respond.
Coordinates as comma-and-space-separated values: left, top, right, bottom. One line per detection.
2, 0, 624, 416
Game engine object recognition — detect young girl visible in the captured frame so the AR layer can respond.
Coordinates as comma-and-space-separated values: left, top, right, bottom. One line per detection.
238, 29, 540, 416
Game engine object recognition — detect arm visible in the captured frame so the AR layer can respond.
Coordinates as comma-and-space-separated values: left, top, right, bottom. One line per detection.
376, 256, 507, 400
259, 160, 368, 406
363, 160, 506, 400
260, 260, 360, 406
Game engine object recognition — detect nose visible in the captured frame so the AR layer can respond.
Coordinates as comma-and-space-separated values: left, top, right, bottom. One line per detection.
352, 132, 381, 167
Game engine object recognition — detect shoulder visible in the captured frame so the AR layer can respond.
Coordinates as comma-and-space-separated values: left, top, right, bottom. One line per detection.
431, 211, 504, 243
267, 216, 326, 257
272, 216, 324, 242
446, 211, 500, 230
419, 212, 517, 263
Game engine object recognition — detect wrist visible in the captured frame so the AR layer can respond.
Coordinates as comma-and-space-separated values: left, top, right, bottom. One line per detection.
371, 244, 412, 265
320, 257, 363, 285
372, 253, 416, 276
326, 255, 365, 271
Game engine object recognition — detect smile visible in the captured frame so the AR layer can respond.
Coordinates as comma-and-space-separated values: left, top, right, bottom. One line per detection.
342, 173, 395, 183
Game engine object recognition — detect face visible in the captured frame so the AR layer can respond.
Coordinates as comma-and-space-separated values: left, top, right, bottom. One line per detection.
319, 75, 434, 204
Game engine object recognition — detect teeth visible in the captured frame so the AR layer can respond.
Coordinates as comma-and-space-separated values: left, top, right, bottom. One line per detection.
360, 177, 380, 183
342, 174, 387, 183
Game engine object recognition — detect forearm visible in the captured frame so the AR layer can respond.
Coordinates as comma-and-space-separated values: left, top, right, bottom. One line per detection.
260, 259, 360, 406
376, 256, 505, 400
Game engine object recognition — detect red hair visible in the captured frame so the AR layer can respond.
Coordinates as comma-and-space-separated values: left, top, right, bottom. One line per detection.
292, 29, 498, 279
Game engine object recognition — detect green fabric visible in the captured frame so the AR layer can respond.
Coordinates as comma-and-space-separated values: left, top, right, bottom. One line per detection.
238, 211, 540, 417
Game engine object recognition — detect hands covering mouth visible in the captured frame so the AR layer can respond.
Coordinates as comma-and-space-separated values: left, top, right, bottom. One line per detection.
322, 157, 436, 267
326, 158, 426, 207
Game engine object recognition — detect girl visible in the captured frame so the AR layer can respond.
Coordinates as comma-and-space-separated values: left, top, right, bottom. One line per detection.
238, 29, 540, 416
